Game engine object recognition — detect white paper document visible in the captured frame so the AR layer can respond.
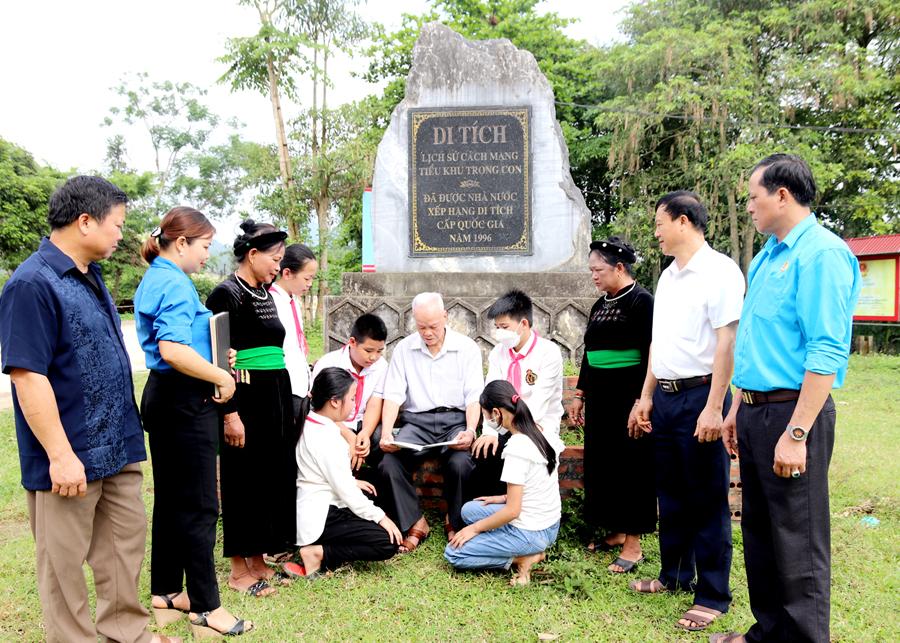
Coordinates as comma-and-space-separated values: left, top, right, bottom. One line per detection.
392, 438, 460, 452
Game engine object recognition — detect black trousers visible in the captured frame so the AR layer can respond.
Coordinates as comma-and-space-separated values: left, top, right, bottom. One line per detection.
141, 370, 220, 613
314, 505, 398, 570
376, 410, 475, 532
470, 432, 512, 497
737, 396, 835, 643
651, 383, 733, 613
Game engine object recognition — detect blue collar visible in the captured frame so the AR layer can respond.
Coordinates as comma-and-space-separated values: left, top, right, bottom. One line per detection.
763, 213, 817, 253
38, 237, 102, 279
150, 255, 186, 274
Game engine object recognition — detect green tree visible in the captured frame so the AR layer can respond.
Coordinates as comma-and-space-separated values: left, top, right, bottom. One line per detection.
220, 0, 312, 237
595, 0, 898, 283
0, 138, 64, 271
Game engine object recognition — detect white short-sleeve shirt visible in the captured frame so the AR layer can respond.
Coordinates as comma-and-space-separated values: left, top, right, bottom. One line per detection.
381, 327, 484, 413
500, 433, 564, 531
269, 283, 310, 396
651, 242, 745, 380
310, 346, 388, 425
485, 331, 564, 438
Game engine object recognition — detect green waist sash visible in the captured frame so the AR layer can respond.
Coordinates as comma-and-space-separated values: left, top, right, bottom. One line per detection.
586, 348, 641, 369
234, 346, 286, 370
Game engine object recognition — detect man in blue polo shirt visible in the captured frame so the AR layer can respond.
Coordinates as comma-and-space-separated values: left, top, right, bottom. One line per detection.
0, 176, 168, 643
715, 155, 861, 643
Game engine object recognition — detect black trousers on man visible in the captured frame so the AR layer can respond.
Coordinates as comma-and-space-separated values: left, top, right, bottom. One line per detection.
142, 370, 220, 613
737, 396, 835, 643
315, 506, 398, 570
377, 409, 475, 532
651, 383, 733, 613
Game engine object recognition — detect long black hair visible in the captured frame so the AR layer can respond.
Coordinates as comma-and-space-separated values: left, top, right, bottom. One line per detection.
480, 380, 557, 475
310, 367, 355, 413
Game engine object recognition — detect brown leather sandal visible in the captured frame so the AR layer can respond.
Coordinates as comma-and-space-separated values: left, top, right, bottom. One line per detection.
676, 605, 722, 631
628, 578, 668, 594
399, 527, 430, 553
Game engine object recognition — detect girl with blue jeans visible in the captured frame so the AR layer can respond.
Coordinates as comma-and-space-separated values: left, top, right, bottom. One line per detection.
444, 380, 563, 585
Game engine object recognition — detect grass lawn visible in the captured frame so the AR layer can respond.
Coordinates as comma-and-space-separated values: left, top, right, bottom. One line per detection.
0, 355, 896, 641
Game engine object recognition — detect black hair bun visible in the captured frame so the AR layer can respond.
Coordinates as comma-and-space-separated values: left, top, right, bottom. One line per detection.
239, 219, 257, 234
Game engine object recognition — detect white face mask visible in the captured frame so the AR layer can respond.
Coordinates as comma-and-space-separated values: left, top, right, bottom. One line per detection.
492, 325, 521, 349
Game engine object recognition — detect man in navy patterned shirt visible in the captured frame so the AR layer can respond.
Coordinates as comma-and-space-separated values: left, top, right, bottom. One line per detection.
0, 176, 171, 643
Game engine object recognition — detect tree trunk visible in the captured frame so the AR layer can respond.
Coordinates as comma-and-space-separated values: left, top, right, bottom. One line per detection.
741, 220, 757, 276
314, 194, 330, 321
266, 51, 298, 239
727, 188, 740, 264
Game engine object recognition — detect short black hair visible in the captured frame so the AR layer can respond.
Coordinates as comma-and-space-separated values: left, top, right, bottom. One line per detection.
487, 289, 533, 325
47, 175, 128, 230
752, 153, 817, 206
655, 190, 708, 233
350, 313, 387, 343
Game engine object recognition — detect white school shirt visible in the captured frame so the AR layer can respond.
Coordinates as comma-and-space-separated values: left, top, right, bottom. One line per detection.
484, 331, 564, 438
269, 284, 310, 397
651, 242, 745, 380
381, 328, 484, 413
295, 411, 386, 545
500, 433, 564, 531
310, 346, 388, 425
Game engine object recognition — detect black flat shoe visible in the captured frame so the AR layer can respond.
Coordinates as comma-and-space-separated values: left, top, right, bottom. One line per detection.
190, 612, 254, 638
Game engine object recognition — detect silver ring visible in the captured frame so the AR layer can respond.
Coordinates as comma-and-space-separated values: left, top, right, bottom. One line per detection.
791, 470, 800, 478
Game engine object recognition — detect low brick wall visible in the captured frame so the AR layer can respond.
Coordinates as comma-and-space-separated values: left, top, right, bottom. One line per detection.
412, 375, 743, 520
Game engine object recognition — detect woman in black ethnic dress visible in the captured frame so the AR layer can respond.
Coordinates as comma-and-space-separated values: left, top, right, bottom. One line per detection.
570, 237, 656, 574
206, 219, 294, 597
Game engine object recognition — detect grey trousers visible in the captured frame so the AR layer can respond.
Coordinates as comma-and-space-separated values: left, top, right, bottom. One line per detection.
376, 409, 475, 532
737, 396, 835, 643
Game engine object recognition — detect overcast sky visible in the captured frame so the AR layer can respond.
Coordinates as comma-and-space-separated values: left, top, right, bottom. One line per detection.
0, 0, 629, 174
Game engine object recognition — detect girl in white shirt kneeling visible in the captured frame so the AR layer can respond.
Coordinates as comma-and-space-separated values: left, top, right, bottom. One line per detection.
444, 380, 563, 585
292, 367, 402, 577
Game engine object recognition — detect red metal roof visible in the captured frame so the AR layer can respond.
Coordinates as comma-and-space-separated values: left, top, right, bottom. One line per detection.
844, 234, 900, 257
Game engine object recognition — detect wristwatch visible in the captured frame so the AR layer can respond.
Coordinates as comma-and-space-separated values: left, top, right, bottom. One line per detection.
786, 425, 809, 441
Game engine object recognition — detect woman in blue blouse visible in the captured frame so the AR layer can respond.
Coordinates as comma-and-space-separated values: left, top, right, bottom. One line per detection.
135, 207, 252, 638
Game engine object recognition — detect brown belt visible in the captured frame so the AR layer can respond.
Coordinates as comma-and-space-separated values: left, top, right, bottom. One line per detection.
741, 389, 801, 405
657, 375, 711, 394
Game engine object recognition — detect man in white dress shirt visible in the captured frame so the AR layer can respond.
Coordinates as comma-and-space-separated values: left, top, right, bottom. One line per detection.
378, 292, 484, 551
471, 290, 564, 495
631, 191, 745, 632
311, 313, 388, 468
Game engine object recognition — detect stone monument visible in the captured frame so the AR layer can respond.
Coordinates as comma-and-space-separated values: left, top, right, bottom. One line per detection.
325, 23, 597, 363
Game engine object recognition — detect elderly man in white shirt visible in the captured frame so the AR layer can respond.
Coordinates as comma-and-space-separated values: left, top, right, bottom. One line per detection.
631, 191, 745, 633
471, 290, 564, 496
377, 292, 484, 552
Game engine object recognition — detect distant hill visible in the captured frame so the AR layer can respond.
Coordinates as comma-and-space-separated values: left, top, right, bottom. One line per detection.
205, 239, 233, 277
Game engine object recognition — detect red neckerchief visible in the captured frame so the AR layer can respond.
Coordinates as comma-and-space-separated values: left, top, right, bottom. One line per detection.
507, 331, 539, 394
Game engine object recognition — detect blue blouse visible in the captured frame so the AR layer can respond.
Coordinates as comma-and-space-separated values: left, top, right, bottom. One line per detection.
134, 257, 213, 370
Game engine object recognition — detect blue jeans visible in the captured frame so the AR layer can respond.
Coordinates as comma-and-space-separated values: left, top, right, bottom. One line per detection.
443, 501, 559, 570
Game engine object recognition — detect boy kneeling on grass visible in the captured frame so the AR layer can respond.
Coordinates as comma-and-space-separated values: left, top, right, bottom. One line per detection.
444, 380, 563, 585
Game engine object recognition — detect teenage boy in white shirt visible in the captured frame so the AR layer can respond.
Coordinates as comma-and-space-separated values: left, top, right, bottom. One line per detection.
471, 290, 564, 496
311, 313, 388, 469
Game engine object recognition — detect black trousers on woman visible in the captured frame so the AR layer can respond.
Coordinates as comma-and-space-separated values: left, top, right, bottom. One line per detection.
315, 505, 398, 570
141, 370, 220, 613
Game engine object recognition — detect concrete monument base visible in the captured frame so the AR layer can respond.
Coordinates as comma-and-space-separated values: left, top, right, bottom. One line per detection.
324, 271, 597, 364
